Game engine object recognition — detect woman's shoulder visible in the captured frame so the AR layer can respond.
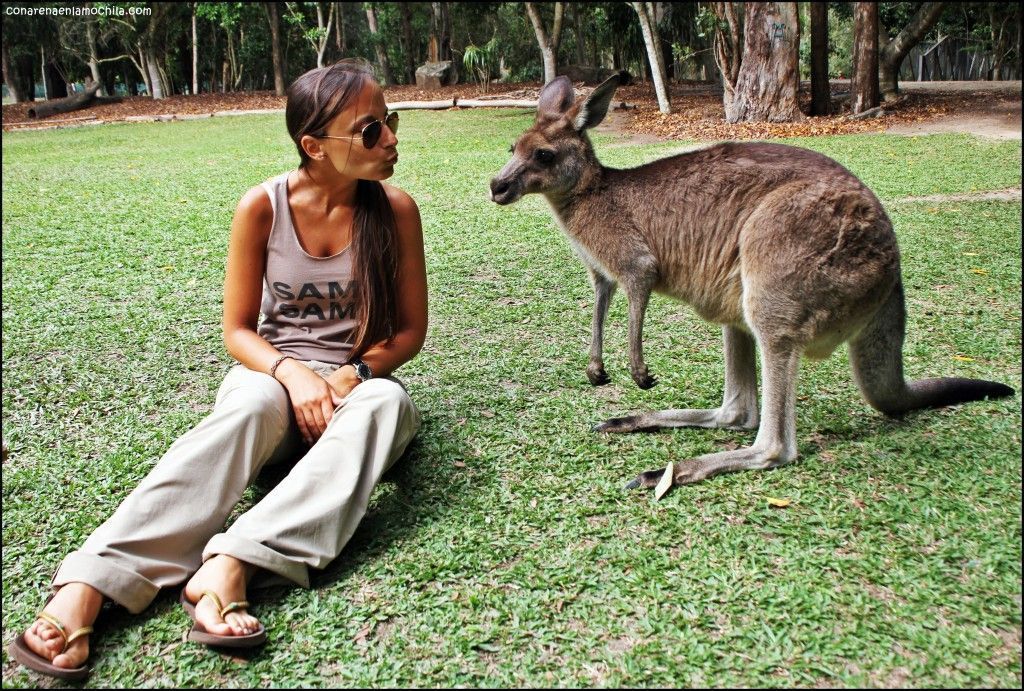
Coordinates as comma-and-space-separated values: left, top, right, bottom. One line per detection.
381, 182, 419, 220
230, 180, 277, 243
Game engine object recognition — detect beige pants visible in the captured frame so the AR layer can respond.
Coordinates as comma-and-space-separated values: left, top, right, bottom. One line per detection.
52, 361, 420, 613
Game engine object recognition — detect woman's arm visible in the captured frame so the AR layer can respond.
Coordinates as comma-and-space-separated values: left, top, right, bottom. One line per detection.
327, 186, 428, 393
222, 186, 344, 445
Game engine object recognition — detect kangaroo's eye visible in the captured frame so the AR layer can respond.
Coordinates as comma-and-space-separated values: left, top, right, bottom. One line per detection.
534, 149, 556, 164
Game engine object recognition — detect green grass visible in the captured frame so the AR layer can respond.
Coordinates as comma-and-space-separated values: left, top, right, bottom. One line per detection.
2, 110, 1021, 688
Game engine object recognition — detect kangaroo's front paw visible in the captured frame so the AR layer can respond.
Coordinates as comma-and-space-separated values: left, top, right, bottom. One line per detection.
586, 364, 611, 386
631, 367, 657, 389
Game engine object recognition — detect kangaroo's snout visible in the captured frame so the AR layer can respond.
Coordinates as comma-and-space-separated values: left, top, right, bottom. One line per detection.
489, 174, 521, 205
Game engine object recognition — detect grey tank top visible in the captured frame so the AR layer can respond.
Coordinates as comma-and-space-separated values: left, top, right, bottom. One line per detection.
256, 171, 359, 365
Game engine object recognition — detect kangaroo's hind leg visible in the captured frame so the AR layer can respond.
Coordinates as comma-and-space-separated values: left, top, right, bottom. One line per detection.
626, 341, 799, 489
596, 325, 759, 433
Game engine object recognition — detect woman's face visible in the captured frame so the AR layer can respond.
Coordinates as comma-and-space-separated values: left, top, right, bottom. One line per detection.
316, 80, 399, 181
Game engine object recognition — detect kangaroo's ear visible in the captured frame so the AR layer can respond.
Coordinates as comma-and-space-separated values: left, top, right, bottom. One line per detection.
537, 76, 575, 119
573, 71, 628, 131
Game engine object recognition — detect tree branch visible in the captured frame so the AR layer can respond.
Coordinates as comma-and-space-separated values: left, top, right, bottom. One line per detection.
880, 2, 946, 68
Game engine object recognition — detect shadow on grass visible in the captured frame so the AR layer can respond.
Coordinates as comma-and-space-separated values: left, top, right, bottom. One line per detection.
240, 412, 476, 596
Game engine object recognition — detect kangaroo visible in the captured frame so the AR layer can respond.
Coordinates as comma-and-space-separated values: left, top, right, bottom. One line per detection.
488, 72, 1014, 490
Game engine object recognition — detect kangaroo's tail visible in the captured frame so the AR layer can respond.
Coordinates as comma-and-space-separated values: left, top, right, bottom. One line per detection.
848, 281, 1014, 416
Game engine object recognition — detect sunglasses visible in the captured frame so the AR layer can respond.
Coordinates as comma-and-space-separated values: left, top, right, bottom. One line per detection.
318, 111, 399, 149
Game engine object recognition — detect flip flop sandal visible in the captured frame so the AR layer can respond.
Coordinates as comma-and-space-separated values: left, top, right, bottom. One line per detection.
179, 589, 266, 648
7, 604, 93, 681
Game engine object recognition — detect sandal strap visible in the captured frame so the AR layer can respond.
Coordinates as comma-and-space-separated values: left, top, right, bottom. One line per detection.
65, 626, 94, 647
200, 590, 249, 618
219, 600, 250, 618
199, 590, 224, 613
35, 612, 91, 653
35, 611, 68, 648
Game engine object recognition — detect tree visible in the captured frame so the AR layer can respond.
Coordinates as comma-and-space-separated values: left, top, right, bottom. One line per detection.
985, 3, 1021, 80
192, 2, 199, 94
525, 2, 563, 85
429, 2, 453, 63
851, 2, 879, 114
629, 2, 671, 114
264, 1, 286, 95
719, 2, 804, 123
55, 10, 122, 97
365, 3, 395, 85
710, 2, 742, 110
809, 1, 830, 115
1, 41, 27, 102
286, 2, 335, 69
399, 3, 416, 83
878, 2, 945, 99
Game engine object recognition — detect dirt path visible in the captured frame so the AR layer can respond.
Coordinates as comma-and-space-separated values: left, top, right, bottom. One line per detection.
883, 80, 1021, 140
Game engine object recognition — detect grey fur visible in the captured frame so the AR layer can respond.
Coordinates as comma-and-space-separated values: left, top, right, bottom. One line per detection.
490, 73, 1015, 489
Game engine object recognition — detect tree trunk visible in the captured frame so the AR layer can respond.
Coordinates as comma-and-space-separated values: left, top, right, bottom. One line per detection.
265, 1, 286, 95
366, 4, 395, 85
809, 1, 830, 115
630, 2, 671, 114
573, 3, 586, 66
711, 2, 742, 113
428, 2, 452, 63
41, 45, 52, 100
525, 2, 563, 85
192, 4, 199, 94
145, 46, 165, 99
851, 2, 879, 114
727, 2, 804, 123
400, 3, 416, 84
879, 2, 945, 99
335, 1, 346, 55
85, 19, 107, 97
28, 80, 100, 118
2, 41, 27, 102
315, 2, 334, 69
133, 47, 153, 97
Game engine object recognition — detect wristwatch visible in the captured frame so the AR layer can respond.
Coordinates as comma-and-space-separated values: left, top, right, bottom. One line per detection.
348, 356, 373, 382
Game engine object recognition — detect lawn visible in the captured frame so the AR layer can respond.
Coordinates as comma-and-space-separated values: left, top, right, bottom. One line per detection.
2, 110, 1021, 688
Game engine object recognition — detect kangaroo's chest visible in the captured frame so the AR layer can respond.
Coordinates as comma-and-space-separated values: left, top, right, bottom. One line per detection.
562, 218, 745, 326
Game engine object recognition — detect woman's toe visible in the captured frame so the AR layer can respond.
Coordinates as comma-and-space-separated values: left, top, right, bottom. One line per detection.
51, 640, 87, 669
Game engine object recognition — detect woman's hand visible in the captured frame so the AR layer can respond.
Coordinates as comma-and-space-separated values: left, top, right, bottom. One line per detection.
274, 359, 345, 445
325, 364, 360, 401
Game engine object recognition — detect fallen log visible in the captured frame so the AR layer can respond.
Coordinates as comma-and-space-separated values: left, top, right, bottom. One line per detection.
27, 81, 101, 119
388, 97, 539, 111
455, 99, 538, 108
6, 114, 98, 126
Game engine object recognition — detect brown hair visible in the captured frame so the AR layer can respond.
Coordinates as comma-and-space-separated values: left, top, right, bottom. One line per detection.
285, 59, 399, 358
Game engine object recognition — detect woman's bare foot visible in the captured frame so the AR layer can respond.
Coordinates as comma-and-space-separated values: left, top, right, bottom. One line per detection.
183, 555, 261, 636
22, 583, 103, 669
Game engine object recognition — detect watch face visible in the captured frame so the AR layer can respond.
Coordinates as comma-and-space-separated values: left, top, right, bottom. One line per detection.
357, 362, 371, 380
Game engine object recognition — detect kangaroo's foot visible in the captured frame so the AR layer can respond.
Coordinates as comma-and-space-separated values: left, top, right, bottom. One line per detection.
183, 555, 261, 637
586, 362, 611, 386
21, 582, 103, 671
624, 444, 796, 489
594, 406, 759, 433
630, 364, 657, 389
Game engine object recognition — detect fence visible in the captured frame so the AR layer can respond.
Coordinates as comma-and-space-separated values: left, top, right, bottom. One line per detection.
902, 35, 1021, 81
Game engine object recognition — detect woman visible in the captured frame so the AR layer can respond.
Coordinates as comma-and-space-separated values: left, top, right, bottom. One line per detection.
9, 59, 427, 681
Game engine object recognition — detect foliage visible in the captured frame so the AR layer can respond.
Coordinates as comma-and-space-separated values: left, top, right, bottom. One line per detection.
463, 37, 499, 92
1, 112, 1021, 688
0, 1, 1019, 98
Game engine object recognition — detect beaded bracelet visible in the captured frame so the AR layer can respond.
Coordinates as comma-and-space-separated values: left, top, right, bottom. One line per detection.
268, 355, 291, 380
